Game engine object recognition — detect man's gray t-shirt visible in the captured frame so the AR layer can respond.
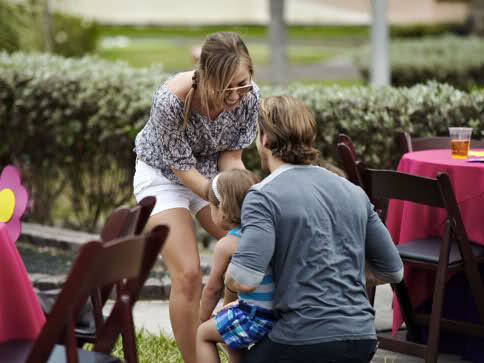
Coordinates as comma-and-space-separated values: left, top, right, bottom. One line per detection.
228, 164, 402, 345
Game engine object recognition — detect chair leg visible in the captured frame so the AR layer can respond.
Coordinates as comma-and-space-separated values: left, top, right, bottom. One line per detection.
392, 281, 423, 343
424, 227, 453, 363
367, 286, 376, 306
460, 250, 484, 325
120, 296, 138, 363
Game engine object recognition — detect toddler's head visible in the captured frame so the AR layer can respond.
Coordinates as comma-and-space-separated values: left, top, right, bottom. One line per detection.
208, 169, 260, 230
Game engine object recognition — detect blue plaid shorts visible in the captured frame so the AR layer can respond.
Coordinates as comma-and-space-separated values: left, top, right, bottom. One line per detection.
215, 301, 274, 349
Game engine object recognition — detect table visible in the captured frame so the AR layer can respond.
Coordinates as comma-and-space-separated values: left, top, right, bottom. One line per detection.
0, 223, 45, 343
385, 149, 484, 359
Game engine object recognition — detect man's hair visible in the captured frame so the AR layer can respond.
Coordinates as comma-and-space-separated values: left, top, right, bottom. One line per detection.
258, 96, 320, 165
208, 169, 260, 226
184, 32, 253, 127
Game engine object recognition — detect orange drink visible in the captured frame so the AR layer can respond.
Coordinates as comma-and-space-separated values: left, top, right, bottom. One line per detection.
450, 139, 470, 159
448, 127, 472, 159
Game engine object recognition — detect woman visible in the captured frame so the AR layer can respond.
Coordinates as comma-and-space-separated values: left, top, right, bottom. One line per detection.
133, 32, 259, 363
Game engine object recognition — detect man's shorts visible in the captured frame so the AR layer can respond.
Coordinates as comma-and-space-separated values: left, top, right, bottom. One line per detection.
133, 159, 208, 216
215, 301, 274, 350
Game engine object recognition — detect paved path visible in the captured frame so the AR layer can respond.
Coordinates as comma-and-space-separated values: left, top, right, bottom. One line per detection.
108, 284, 471, 362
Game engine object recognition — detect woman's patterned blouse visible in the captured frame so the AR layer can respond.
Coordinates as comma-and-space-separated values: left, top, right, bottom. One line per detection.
134, 76, 260, 185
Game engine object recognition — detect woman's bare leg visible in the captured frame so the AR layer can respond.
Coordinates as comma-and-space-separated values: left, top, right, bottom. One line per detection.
146, 208, 201, 363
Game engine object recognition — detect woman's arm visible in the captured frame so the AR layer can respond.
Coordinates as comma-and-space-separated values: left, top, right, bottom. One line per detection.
218, 150, 245, 171
199, 235, 239, 323
173, 149, 244, 200
172, 168, 210, 200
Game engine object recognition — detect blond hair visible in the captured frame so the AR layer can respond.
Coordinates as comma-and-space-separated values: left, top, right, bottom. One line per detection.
183, 32, 254, 128
258, 96, 320, 165
208, 169, 260, 226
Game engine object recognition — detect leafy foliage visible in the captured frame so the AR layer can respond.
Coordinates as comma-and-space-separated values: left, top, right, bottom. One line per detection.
355, 36, 484, 91
0, 0, 24, 52
2, 52, 484, 229
0, 51, 167, 229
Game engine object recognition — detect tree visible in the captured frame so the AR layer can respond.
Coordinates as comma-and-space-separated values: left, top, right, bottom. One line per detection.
0, 0, 22, 52
470, 0, 484, 36
268, 0, 288, 87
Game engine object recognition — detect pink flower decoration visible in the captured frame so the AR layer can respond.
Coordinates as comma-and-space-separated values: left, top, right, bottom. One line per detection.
0, 166, 28, 243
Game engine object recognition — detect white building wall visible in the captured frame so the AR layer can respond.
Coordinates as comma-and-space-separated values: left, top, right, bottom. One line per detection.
9, 0, 469, 25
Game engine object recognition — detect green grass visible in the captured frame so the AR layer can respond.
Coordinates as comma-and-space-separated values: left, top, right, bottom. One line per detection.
96, 24, 369, 40
96, 36, 357, 72
106, 329, 229, 363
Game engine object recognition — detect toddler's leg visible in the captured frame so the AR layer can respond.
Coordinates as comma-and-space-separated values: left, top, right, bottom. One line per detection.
196, 318, 224, 363
227, 346, 241, 363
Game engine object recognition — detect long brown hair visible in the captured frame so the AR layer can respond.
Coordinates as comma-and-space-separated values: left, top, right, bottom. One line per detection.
258, 96, 320, 165
183, 32, 254, 128
208, 169, 260, 226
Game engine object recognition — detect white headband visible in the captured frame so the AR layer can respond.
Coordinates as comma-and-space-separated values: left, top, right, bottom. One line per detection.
211, 174, 222, 202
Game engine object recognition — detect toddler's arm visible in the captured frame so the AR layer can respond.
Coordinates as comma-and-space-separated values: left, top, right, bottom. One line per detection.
199, 235, 238, 323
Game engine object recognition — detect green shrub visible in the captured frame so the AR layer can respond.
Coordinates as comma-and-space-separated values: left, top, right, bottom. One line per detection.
0, 51, 168, 230
1, 52, 484, 229
0, 1, 98, 57
49, 12, 98, 57
0, 0, 24, 52
355, 36, 484, 91
390, 23, 470, 39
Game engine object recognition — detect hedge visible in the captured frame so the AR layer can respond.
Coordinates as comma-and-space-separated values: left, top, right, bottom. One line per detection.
1, 52, 484, 230
355, 36, 484, 91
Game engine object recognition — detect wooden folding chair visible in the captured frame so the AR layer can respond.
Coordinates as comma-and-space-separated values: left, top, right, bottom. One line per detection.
0, 225, 169, 363
336, 136, 386, 304
336, 137, 364, 188
76, 196, 156, 346
359, 166, 484, 363
398, 131, 484, 154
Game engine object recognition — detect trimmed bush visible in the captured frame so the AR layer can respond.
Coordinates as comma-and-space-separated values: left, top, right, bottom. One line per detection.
1, 52, 484, 229
0, 1, 98, 57
0, 52, 168, 230
355, 36, 484, 91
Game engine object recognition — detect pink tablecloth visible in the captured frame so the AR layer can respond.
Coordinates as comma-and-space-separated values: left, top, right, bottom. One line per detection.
0, 223, 45, 343
386, 149, 484, 334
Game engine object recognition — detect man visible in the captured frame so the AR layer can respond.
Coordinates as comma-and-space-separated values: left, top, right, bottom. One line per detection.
225, 96, 403, 363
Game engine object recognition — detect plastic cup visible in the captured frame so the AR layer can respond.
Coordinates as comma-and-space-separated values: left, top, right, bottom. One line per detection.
449, 127, 472, 159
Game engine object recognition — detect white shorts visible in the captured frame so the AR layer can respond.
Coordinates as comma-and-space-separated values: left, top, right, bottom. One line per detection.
133, 159, 209, 216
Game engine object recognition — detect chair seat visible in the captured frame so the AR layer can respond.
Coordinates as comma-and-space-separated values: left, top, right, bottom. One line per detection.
397, 238, 484, 264
0, 339, 123, 363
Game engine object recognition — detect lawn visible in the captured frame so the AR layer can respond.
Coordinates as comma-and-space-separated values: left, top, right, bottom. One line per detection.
96, 36, 358, 73
94, 24, 367, 75
108, 330, 229, 363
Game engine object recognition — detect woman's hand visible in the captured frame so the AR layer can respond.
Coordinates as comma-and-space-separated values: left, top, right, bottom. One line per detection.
172, 168, 210, 200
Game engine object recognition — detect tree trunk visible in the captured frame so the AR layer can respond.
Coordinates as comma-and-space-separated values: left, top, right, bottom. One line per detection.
470, 0, 484, 36
268, 0, 288, 87
42, 0, 53, 52
370, 0, 390, 87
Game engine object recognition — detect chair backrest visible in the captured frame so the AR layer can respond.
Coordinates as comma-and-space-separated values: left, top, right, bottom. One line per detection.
358, 165, 479, 257
337, 141, 364, 188
398, 131, 484, 154
94, 196, 156, 321
358, 166, 445, 209
100, 196, 156, 242
26, 225, 169, 363
336, 134, 357, 160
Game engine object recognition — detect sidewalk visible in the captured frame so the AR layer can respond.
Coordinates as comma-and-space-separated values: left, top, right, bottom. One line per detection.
118, 284, 471, 362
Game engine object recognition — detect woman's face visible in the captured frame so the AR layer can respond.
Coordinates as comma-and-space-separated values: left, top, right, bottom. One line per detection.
217, 63, 252, 111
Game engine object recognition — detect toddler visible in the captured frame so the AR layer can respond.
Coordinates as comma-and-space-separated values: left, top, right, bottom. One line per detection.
196, 168, 274, 363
